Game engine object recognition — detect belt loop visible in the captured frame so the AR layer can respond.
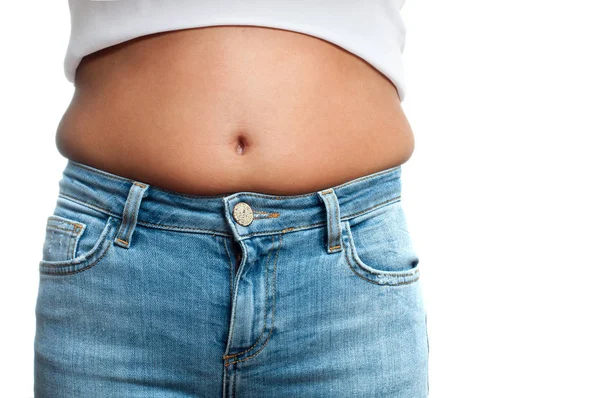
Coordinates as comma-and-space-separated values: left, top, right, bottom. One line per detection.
114, 181, 149, 249
317, 188, 342, 254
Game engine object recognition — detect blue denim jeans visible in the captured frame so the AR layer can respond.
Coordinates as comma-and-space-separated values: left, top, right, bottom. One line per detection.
34, 160, 429, 397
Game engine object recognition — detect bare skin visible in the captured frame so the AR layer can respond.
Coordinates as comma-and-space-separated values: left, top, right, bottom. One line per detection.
56, 25, 415, 196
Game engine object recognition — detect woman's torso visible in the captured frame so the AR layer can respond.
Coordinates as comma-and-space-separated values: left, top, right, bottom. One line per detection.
56, 25, 414, 196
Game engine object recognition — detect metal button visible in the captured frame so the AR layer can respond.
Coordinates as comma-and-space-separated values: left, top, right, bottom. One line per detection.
232, 202, 254, 226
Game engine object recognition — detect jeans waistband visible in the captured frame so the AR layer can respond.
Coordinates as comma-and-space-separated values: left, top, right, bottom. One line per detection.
57, 160, 403, 243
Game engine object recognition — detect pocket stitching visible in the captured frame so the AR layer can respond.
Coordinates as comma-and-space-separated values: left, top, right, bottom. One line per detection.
47, 214, 86, 230
40, 239, 114, 276
39, 216, 117, 275
44, 216, 88, 263
342, 220, 420, 286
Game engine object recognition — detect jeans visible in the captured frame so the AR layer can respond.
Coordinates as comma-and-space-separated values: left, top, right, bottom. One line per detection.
34, 159, 429, 397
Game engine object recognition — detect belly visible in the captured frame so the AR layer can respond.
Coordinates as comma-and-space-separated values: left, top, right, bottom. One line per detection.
56, 25, 414, 196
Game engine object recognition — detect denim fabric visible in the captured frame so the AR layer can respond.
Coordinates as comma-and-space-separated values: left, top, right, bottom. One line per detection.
34, 159, 429, 397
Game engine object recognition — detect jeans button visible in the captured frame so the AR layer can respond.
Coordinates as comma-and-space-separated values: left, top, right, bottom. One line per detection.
233, 202, 254, 226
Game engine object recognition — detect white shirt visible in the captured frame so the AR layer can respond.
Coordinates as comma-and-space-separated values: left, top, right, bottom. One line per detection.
65, 0, 408, 102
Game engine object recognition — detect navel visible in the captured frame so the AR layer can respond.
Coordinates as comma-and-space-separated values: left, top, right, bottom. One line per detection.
234, 133, 249, 156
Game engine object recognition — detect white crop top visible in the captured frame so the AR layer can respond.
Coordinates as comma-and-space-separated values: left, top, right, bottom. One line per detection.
65, 0, 408, 102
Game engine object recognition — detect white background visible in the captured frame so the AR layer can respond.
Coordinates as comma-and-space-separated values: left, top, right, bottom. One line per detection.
1, 1, 599, 397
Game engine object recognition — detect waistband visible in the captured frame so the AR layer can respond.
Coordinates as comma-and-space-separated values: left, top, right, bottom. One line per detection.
57, 160, 403, 244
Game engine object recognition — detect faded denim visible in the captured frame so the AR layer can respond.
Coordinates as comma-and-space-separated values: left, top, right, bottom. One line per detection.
34, 159, 429, 397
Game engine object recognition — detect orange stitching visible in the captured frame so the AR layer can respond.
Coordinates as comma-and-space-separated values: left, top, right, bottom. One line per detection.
253, 212, 280, 219
115, 238, 128, 245
46, 225, 80, 233
39, 229, 113, 276
116, 187, 135, 239
226, 325, 275, 366
346, 222, 419, 278
223, 235, 276, 360
57, 187, 402, 239
222, 235, 273, 359
58, 193, 117, 216
69, 225, 83, 258
116, 182, 145, 243
225, 233, 281, 366
47, 216, 85, 231
135, 219, 234, 235
344, 244, 420, 286
342, 223, 420, 286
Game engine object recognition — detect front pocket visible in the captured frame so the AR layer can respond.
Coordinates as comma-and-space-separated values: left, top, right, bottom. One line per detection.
341, 201, 420, 286
39, 197, 120, 276
42, 215, 87, 262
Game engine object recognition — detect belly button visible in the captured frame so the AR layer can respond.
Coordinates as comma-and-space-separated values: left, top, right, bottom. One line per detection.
235, 134, 249, 155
